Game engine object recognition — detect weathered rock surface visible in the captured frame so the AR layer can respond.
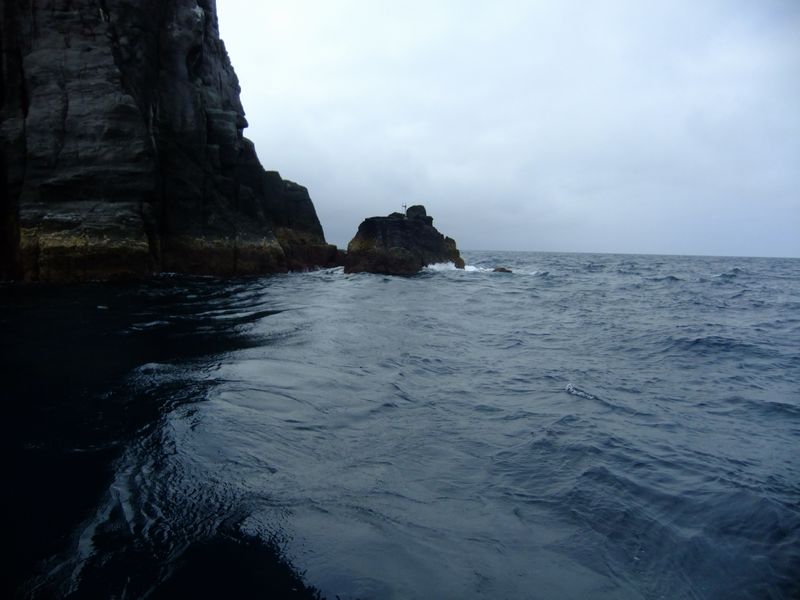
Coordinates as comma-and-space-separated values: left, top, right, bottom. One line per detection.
345, 205, 465, 275
1, 0, 338, 282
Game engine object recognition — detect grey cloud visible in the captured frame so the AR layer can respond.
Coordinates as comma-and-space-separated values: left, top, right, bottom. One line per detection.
218, 0, 800, 256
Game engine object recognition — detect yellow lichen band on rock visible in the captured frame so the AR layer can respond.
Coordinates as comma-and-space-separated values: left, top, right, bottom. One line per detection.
161, 235, 287, 276
20, 227, 151, 283
235, 237, 289, 275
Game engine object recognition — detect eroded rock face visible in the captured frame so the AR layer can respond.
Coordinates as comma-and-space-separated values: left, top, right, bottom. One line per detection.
0, 0, 337, 281
345, 205, 465, 275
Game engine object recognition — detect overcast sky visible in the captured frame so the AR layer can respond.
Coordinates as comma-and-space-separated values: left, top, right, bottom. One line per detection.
217, 0, 799, 257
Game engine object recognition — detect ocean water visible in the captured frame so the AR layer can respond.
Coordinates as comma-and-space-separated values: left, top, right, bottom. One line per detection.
4, 251, 799, 599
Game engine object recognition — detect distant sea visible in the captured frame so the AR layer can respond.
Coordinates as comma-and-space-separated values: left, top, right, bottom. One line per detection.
4, 251, 799, 599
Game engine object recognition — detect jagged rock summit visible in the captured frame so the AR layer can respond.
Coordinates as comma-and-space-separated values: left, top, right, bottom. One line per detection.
345, 205, 465, 275
1, 0, 339, 282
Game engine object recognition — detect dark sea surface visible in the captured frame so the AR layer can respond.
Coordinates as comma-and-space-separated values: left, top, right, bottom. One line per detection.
4, 251, 799, 599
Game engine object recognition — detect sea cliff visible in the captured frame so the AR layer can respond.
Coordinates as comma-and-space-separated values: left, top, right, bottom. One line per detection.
1, 0, 338, 282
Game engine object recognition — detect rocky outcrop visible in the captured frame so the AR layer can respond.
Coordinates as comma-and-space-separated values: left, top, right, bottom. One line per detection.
345, 205, 464, 275
0, 0, 338, 282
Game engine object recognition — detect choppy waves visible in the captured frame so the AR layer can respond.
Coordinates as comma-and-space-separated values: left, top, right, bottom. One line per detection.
9, 252, 800, 599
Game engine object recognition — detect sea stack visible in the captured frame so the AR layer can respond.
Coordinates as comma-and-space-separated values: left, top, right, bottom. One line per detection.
344, 205, 465, 275
0, 0, 338, 282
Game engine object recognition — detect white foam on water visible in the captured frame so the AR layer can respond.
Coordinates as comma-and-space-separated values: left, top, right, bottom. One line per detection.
424, 263, 545, 275
424, 262, 460, 272
464, 265, 493, 273
424, 262, 495, 273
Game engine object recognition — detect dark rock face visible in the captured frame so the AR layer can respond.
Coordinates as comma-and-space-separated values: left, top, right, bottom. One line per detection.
345, 205, 465, 275
0, 0, 337, 282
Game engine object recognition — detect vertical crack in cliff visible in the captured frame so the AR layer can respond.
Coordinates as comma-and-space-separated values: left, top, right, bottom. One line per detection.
53, 56, 69, 168
96, 0, 160, 272
17, 49, 30, 118
98, 0, 122, 89
30, 0, 39, 37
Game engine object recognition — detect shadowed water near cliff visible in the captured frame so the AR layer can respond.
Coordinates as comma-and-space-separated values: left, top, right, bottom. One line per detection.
4, 280, 320, 598
5, 252, 800, 599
